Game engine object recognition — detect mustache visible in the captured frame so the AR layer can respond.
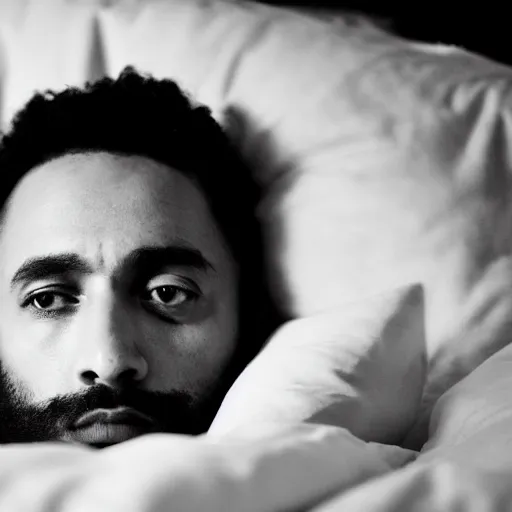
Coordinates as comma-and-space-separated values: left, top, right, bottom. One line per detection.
0, 384, 209, 443
46, 385, 195, 431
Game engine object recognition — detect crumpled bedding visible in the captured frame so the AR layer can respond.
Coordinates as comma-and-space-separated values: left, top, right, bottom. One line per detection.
2, 1, 512, 509
1, 342, 512, 511
312, 342, 512, 511
0, 425, 415, 511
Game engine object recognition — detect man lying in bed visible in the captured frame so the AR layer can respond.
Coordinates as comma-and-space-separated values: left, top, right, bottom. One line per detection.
0, 66, 275, 448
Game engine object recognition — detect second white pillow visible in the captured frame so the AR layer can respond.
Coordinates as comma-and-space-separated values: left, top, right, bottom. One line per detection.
210, 284, 426, 445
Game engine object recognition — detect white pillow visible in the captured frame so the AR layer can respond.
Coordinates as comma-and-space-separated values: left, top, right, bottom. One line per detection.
210, 284, 426, 445
96, 0, 512, 446
0, 0, 103, 126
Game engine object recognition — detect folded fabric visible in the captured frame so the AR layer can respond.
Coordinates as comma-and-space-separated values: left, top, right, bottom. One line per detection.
310, 345, 512, 511
311, 455, 512, 511
210, 284, 427, 445
0, 424, 416, 512
421, 341, 512, 456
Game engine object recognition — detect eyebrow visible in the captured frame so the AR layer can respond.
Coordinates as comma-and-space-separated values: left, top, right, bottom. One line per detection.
10, 254, 92, 291
10, 246, 214, 291
124, 246, 215, 276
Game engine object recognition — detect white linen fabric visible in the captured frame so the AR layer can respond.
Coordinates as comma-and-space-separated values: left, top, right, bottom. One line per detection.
210, 284, 426, 445
0, 425, 415, 512
1, 1, 512, 510
311, 343, 512, 511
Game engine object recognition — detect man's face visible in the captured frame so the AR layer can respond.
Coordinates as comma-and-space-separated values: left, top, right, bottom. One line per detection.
0, 152, 238, 447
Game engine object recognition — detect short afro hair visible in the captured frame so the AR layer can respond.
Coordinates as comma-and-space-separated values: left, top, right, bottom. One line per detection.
0, 66, 256, 264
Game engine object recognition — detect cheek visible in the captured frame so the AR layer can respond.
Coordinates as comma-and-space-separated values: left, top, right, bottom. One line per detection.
146, 271, 239, 395
0, 317, 70, 401
143, 313, 238, 395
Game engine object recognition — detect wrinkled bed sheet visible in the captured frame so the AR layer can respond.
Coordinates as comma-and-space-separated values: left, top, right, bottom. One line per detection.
313, 343, 512, 511
1, 344, 512, 511
0, 424, 415, 512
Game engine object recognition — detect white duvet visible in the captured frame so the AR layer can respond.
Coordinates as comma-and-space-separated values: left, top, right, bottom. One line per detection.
2, 0, 512, 509
314, 342, 512, 511
0, 426, 414, 511
1, 341, 512, 511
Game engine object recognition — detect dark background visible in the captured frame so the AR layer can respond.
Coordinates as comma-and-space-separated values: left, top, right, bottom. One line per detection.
257, 2, 511, 67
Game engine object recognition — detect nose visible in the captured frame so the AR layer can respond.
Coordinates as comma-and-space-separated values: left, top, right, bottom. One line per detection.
74, 293, 148, 388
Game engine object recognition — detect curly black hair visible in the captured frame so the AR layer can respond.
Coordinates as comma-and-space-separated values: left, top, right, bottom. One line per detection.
0, 66, 254, 262
0, 66, 279, 405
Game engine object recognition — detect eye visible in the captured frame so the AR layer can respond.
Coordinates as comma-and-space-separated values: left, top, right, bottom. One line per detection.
25, 291, 79, 313
148, 286, 195, 307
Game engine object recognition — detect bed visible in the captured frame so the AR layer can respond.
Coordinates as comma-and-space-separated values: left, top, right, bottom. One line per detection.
1, 0, 512, 510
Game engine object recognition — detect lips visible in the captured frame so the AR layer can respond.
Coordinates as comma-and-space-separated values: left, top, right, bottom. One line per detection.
73, 407, 155, 430
65, 407, 155, 446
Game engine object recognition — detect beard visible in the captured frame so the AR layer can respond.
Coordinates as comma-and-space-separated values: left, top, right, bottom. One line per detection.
0, 364, 222, 447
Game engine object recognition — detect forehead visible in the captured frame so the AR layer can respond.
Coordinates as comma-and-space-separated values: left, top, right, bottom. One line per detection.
0, 152, 230, 275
